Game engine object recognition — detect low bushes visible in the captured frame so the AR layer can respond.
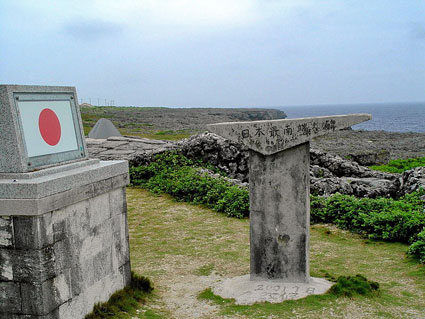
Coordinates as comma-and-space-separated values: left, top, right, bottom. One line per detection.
310, 191, 425, 243
130, 151, 249, 218
129, 151, 425, 263
311, 191, 425, 263
370, 157, 425, 173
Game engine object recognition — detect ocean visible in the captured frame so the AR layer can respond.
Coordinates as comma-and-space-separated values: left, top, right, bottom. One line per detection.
278, 102, 425, 133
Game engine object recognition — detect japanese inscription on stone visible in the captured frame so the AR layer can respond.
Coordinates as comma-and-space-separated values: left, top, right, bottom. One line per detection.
207, 114, 372, 155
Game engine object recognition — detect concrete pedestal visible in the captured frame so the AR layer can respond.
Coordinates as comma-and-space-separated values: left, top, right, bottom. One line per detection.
213, 275, 332, 305
0, 160, 130, 319
249, 143, 310, 282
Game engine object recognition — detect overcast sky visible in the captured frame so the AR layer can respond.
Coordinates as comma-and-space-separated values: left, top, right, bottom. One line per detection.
1, 0, 424, 107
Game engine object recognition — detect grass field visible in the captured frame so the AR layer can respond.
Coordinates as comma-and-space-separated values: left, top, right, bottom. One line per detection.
126, 188, 425, 319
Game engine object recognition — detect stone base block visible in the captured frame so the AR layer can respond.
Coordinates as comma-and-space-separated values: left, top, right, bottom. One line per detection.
213, 275, 333, 305
0, 160, 130, 318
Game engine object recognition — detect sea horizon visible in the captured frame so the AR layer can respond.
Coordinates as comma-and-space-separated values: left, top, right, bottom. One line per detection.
121, 101, 425, 133
278, 102, 425, 133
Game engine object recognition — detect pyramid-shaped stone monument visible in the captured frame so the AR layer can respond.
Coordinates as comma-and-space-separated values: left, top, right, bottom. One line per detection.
88, 118, 122, 138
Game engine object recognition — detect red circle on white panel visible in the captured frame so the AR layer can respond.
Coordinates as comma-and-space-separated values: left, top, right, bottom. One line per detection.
38, 108, 61, 146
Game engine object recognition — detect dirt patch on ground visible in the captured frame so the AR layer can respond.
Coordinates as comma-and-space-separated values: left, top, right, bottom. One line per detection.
150, 256, 221, 319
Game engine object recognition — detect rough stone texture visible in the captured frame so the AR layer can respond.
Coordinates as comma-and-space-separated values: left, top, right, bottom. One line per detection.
0, 217, 13, 249
0, 85, 87, 173
398, 167, 425, 196
309, 148, 401, 198
178, 133, 410, 198
344, 150, 390, 166
250, 144, 310, 282
86, 136, 176, 161
213, 275, 333, 305
311, 130, 425, 164
181, 134, 425, 198
85, 132, 425, 198
207, 114, 371, 155
309, 148, 394, 179
0, 162, 130, 318
178, 132, 249, 182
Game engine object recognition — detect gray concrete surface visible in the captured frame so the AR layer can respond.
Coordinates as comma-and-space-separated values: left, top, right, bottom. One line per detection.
0, 159, 99, 180
0, 160, 130, 318
250, 143, 310, 282
88, 118, 122, 139
213, 275, 333, 305
0, 160, 127, 200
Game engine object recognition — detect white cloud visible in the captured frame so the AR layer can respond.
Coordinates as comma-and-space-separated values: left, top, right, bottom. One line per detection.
2, 0, 423, 106
90, 0, 318, 29
1, 0, 316, 37
92, 0, 260, 27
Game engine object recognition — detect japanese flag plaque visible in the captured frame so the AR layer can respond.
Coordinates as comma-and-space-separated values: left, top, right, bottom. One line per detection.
0, 85, 130, 319
18, 100, 78, 157
0, 85, 87, 173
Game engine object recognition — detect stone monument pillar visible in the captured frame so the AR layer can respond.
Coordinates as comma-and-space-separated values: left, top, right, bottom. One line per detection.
208, 114, 371, 304
0, 85, 131, 319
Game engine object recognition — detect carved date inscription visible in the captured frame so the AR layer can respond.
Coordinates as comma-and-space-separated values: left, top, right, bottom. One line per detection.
252, 284, 316, 301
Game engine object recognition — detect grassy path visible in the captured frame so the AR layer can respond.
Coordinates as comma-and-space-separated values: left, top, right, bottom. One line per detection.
126, 188, 424, 319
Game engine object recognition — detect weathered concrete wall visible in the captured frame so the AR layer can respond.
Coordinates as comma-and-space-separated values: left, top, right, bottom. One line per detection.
249, 143, 310, 282
0, 161, 130, 319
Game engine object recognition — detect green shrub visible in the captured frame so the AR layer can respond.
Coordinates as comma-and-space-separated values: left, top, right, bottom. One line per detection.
310, 191, 425, 243
85, 272, 153, 319
130, 151, 249, 218
370, 157, 425, 173
408, 228, 425, 263
329, 274, 379, 297
129, 151, 196, 185
130, 151, 425, 262
311, 190, 425, 263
